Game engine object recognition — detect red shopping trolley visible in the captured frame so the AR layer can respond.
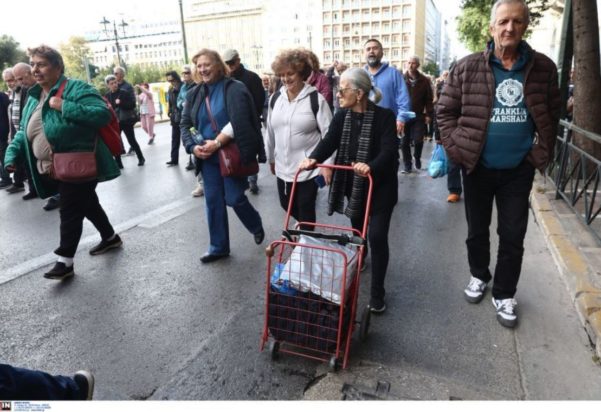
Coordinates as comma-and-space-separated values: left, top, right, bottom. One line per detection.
260, 164, 373, 371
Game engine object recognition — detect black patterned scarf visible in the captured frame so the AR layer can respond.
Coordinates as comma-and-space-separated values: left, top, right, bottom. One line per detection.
327, 100, 375, 219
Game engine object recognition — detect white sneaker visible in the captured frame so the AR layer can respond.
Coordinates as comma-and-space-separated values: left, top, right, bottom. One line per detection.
492, 298, 518, 328
464, 276, 487, 303
191, 183, 204, 197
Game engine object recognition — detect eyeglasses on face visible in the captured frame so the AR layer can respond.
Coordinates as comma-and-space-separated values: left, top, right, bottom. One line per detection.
182, 71, 191, 75
337, 87, 357, 95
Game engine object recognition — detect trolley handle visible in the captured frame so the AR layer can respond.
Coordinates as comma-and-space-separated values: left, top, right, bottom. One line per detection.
287, 163, 374, 240
283, 229, 366, 246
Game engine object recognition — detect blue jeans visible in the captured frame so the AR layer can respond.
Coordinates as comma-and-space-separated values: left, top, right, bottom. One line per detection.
200, 156, 263, 255
0, 364, 81, 400
447, 157, 462, 195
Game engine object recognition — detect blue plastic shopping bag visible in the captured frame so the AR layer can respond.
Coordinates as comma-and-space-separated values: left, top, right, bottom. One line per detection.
428, 144, 448, 178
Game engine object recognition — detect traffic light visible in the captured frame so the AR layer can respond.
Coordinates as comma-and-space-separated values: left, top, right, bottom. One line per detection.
88, 63, 100, 79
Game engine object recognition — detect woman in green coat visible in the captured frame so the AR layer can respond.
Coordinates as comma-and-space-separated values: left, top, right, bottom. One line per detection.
4, 45, 122, 280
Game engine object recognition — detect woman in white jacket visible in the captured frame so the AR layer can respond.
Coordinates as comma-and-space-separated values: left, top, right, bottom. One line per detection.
267, 49, 333, 229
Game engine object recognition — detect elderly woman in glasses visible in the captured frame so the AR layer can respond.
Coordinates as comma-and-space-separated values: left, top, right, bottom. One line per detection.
4, 45, 121, 280
180, 48, 266, 264
299, 68, 399, 314
266, 48, 333, 230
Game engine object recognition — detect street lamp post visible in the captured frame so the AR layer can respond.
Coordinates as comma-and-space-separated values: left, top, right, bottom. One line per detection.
100, 16, 127, 67
178, 0, 189, 63
251, 45, 263, 72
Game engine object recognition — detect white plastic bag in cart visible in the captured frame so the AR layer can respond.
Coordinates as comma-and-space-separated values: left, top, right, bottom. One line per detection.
280, 234, 359, 304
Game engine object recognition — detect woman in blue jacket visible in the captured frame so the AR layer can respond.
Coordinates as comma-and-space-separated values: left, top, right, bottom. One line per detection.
180, 49, 265, 263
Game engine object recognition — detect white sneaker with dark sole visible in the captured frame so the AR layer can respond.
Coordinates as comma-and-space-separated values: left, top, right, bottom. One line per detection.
492, 298, 518, 328
464, 276, 488, 303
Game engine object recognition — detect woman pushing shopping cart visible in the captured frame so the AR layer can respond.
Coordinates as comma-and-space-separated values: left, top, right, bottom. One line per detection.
261, 67, 399, 370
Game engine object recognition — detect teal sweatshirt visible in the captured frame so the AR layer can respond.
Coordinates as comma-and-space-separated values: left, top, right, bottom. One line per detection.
481, 42, 535, 169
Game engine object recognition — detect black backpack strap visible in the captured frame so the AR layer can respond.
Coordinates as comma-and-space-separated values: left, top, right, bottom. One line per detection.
270, 89, 321, 133
310, 90, 320, 134
269, 90, 281, 110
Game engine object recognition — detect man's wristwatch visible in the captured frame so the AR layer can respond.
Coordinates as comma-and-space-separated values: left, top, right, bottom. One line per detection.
215, 139, 222, 149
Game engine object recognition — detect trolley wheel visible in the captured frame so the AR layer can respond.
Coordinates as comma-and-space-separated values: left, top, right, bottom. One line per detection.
359, 306, 371, 342
328, 356, 340, 372
269, 340, 280, 360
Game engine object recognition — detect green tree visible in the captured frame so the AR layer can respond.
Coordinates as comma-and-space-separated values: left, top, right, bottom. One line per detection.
457, 0, 550, 52
59, 36, 92, 81
422, 61, 440, 77
0, 35, 28, 91
0, 35, 28, 69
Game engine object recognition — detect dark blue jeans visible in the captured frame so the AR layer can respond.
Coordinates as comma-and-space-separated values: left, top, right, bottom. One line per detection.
170, 123, 181, 163
200, 155, 263, 255
0, 364, 81, 400
462, 160, 535, 299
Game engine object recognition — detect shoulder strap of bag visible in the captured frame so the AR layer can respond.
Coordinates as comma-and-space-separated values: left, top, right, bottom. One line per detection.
204, 93, 219, 133
55, 79, 68, 99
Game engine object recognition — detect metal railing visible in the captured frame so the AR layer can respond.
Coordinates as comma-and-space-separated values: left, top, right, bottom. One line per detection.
546, 119, 601, 242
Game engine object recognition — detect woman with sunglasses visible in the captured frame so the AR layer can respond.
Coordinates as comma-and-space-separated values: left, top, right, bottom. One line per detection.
299, 68, 399, 314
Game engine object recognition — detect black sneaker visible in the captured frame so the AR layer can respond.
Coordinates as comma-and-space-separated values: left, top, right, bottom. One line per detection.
43, 196, 60, 211
0, 180, 12, 189
369, 297, 386, 314
22, 192, 38, 200
249, 182, 259, 194
43, 262, 74, 280
464, 276, 488, 303
492, 298, 518, 328
254, 228, 265, 245
6, 184, 25, 194
415, 159, 422, 170
89, 234, 123, 255
73, 370, 95, 400
185, 162, 195, 171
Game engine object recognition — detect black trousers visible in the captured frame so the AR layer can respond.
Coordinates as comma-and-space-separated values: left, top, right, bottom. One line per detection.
462, 160, 535, 300
0, 138, 12, 183
351, 206, 394, 301
401, 118, 426, 169
120, 121, 144, 162
277, 177, 318, 230
55, 180, 115, 258
170, 123, 181, 163
13, 160, 35, 194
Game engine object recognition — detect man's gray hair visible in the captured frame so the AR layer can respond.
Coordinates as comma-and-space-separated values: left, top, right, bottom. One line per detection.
104, 74, 117, 84
13, 62, 32, 73
408, 55, 421, 65
182, 64, 192, 72
490, 0, 530, 26
113, 66, 126, 75
2, 68, 14, 77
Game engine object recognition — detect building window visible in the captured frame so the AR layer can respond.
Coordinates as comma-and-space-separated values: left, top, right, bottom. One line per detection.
403, 5, 411, 17
400, 19, 409, 32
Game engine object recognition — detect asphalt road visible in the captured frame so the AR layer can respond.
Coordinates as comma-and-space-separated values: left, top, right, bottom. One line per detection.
1, 125, 599, 400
